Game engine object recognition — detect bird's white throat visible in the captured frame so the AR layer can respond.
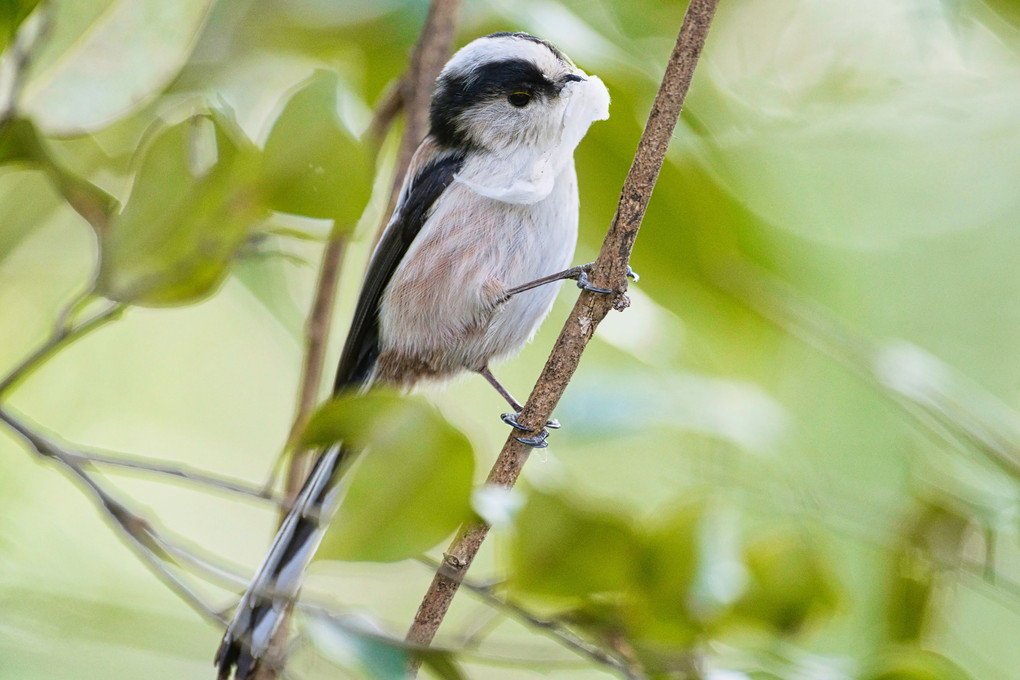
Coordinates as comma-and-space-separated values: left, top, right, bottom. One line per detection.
454, 73, 610, 205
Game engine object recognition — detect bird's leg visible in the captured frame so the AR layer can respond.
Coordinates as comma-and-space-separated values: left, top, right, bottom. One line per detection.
479, 365, 523, 411
477, 366, 560, 448
502, 263, 639, 300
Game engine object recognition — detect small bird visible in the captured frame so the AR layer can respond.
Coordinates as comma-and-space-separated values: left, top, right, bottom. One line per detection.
216, 32, 611, 679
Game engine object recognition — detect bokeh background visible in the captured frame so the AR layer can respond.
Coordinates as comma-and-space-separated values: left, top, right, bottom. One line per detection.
2, 0, 1020, 678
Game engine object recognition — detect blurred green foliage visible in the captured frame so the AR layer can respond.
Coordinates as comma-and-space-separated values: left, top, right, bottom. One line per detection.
98, 111, 265, 305
303, 610, 470, 680
2, 1, 1020, 679
262, 69, 373, 225
0, 0, 41, 53
304, 391, 476, 563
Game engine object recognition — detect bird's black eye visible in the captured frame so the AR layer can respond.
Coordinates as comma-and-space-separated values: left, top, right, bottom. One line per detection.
507, 91, 532, 107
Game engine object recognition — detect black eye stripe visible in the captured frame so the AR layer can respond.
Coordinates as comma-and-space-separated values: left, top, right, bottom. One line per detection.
462, 59, 556, 101
430, 58, 560, 147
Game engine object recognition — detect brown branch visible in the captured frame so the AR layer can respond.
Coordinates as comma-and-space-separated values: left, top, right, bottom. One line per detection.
404, 0, 720, 671
415, 556, 642, 679
366, 83, 404, 144
278, 231, 348, 501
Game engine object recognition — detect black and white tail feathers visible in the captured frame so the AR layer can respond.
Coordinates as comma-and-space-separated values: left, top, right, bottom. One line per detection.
214, 141, 464, 679
215, 445, 346, 679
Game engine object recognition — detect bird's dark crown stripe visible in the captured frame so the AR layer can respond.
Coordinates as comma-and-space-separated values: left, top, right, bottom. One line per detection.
484, 31, 569, 64
430, 58, 557, 148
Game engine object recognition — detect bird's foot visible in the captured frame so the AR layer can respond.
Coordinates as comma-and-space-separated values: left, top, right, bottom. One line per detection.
500, 412, 560, 448
573, 263, 639, 294
516, 430, 550, 448
575, 269, 612, 295
500, 411, 560, 430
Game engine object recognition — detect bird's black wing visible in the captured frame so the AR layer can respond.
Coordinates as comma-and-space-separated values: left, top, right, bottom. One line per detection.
334, 141, 466, 390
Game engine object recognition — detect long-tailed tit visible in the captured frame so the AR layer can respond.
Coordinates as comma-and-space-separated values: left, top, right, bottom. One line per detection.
216, 32, 611, 679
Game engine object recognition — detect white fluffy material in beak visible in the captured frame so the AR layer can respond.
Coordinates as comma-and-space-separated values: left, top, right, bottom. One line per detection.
559, 73, 611, 155
455, 72, 610, 205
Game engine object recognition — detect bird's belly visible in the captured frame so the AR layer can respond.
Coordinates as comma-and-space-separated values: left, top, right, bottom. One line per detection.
375, 174, 578, 387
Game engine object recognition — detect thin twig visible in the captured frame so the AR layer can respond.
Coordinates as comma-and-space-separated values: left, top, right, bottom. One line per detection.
149, 530, 255, 591
0, 296, 274, 499
301, 606, 598, 677
367, 83, 404, 144
71, 462, 230, 626
0, 291, 236, 623
415, 556, 641, 679
0, 297, 123, 397
376, 0, 463, 244
0, 405, 228, 626
79, 448, 282, 504
457, 607, 504, 651
277, 232, 349, 499
0, 413, 282, 504
404, 1, 719, 673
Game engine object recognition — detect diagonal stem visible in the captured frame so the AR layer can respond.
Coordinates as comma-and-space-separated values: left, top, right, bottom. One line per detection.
414, 555, 640, 678
0, 297, 123, 398
404, 0, 721, 674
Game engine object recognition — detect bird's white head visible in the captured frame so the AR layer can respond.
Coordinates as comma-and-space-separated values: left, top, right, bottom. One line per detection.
429, 32, 610, 156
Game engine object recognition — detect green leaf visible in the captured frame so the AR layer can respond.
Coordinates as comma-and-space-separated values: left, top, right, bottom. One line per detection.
885, 561, 932, 646
863, 650, 974, 680
302, 612, 408, 680
302, 610, 466, 680
303, 391, 475, 563
231, 255, 305, 340
419, 651, 468, 680
0, 0, 40, 53
262, 69, 373, 224
19, 0, 217, 134
623, 499, 747, 648
0, 167, 61, 266
511, 490, 638, 600
626, 501, 702, 641
0, 118, 38, 165
97, 111, 265, 306
0, 117, 117, 230
734, 528, 839, 635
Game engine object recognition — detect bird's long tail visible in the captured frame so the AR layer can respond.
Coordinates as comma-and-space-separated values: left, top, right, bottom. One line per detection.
215, 444, 348, 679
